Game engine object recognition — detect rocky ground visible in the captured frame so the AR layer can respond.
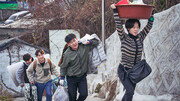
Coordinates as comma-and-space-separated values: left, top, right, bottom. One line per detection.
13, 95, 104, 101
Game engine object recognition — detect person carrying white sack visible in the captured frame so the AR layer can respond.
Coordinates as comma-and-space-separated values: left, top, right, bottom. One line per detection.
59, 33, 98, 101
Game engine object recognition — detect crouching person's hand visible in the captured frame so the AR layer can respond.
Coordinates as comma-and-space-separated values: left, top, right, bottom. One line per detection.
59, 76, 65, 86
31, 81, 34, 85
20, 83, 24, 87
59, 80, 64, 86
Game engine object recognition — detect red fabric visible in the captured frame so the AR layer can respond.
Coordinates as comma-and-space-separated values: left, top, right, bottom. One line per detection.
116, 0, 129, 5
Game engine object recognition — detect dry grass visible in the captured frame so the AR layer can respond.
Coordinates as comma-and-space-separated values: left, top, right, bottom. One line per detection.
0, 82, 13, 101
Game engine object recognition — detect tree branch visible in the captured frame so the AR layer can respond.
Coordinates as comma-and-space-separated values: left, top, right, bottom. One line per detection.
0, 74, 21, 95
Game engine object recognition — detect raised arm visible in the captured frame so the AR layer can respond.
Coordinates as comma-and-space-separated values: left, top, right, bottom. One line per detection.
87, 38, 99, 51
138, 10, 155, 40
111, 4, 127, 40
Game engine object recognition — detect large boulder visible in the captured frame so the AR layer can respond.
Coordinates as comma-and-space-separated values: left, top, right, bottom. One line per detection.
136, 3, 180, 99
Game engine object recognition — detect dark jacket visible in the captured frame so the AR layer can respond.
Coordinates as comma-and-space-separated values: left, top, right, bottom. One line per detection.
60, 39, 98, 77
16, 62, 30, 86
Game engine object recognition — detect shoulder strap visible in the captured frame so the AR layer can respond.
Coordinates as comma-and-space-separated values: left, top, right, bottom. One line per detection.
47, 58, 52, 74
33, 59, 52, 74
33, 60, 37, 70
23, 62, 27, 75
23, 62, 28, 68
47, 58, 51, 68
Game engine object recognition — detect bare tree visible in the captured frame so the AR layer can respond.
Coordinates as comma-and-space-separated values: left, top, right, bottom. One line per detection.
19, 0, 179, 49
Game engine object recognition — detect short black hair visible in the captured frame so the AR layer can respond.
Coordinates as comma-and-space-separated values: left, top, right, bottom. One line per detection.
23, 53, 31, 61
35, 49, 44, 56
65, 33, 76, 43
125, 19, 141, 32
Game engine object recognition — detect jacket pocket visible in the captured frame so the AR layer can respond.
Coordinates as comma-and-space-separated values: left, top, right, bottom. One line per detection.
43, 68, 50, 76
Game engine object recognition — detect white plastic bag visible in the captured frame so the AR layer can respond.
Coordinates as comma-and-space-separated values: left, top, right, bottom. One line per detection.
53, 86, 69, 101
79, 34, 94, 44
130, 0, 145, 5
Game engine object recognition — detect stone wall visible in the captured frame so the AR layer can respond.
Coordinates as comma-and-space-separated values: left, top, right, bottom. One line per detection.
136, 3, 180, 97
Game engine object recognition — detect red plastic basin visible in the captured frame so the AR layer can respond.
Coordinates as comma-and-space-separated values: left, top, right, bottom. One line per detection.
116, 4, 154, 19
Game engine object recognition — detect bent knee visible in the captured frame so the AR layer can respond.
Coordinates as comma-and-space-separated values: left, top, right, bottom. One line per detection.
46, 91, 52, 97
80, 93, 88, 98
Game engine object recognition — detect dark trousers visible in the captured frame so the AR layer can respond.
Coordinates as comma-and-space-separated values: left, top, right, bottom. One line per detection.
67, 74, 88, 101
118, 64, 136, 101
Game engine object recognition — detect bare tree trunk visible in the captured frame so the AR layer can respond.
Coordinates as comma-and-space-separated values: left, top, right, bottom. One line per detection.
7, 47, 12, 65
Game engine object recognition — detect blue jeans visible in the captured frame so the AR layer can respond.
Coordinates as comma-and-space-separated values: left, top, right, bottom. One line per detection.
35, 80, 52, 101
67, 74, 88, 101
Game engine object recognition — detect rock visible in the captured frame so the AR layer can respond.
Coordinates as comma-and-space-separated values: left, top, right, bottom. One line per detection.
136, 3, 180, 97
97, 78, 118, 101
95, 83, 103, 93
105, 79, 117, 101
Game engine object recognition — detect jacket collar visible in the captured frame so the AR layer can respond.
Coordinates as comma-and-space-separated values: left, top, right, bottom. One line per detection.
36, 58, 48, 65
23, 62, 29, 66
69, 46, 76, 51
128, 33, 138, 39
69, 42, 82, 51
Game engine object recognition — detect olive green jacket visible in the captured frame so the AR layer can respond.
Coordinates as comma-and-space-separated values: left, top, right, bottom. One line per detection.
60, 39, 98, 77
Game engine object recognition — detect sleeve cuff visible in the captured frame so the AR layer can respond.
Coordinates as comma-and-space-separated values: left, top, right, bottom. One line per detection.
113, 9, 118, 13
60, 76, 65, 80
19, 83, 24, 86
148, 16, 154, 22
88, 40, 93, 44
